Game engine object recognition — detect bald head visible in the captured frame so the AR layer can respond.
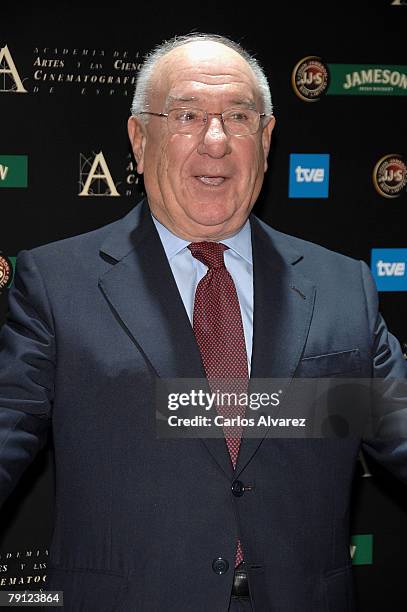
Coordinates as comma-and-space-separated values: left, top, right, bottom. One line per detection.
131, 33, 273, 118
150, 41, 263, 117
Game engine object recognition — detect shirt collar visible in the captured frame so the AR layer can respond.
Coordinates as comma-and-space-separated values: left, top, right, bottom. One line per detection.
221, 219, 252, 265
151, 212, 252, 265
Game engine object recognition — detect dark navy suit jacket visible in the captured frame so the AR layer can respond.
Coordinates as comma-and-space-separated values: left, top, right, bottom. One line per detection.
0, 199, 406, 611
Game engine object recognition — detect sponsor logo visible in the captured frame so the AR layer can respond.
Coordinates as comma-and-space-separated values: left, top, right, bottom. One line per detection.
338, 65, 407, 95
1, 43, 143, 97
32, 46, 140, 96
78, 151, 142, 198
371, 248, 407, 291
291, 56, 329, 102
350, 534, 373, 565
289, 154, 330, 198
0, 45, 27, 93
293, 59, 407, 100
31, 46, 141, 97
0, 254, 14, 290
0, 155, 28, 188
79, 151, 120, 196
373, 154, 407, 198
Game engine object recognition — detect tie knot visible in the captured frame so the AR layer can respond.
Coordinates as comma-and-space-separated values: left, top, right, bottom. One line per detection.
188, 241, 229, 269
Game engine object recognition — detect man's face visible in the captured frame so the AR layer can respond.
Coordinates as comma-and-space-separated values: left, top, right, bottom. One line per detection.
128, 41, 275, 240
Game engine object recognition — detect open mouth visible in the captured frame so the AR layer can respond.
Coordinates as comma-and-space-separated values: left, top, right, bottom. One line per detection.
196, 176, 227, 186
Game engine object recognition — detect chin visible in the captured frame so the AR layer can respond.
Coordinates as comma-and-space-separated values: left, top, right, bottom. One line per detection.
187, 202, 238, 228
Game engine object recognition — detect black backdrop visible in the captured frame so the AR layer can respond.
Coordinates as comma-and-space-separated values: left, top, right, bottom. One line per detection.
1, 1, 407, 609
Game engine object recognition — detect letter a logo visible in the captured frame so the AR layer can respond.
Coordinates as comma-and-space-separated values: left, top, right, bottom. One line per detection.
0, 45, 27, 93
79, 152, 120, 196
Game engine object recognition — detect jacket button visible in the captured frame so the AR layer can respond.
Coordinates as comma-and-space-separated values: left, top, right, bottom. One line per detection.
231, 480, 244, 497
212, 557, 229, 574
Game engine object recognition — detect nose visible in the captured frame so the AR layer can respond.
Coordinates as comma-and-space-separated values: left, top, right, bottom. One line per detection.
197, 115, 231, 158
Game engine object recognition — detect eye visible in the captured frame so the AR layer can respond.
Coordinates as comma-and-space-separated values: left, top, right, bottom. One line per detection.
226, 110, 250, 122
173, 109, 200, 122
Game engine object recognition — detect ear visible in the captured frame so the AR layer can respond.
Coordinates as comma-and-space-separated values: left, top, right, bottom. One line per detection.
127, 116, 146, 174
261, 115, 276, 172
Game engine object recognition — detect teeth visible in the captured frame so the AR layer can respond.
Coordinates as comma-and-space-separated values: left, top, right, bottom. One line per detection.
198, 176, 225, 186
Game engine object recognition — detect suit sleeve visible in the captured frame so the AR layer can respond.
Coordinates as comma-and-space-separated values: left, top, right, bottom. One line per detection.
359, 259, 407, 482
0, 249, 54, 507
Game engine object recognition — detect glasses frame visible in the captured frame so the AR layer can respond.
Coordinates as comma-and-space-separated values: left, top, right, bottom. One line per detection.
138, 107, 268, 136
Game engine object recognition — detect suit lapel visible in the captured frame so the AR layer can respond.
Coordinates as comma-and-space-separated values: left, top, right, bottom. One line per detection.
99, 200, 203, 379
98, 200, 235, 478
235, 216, 316, 476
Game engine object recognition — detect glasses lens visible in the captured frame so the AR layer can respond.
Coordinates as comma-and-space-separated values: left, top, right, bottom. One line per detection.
223, 109, 260, 136
167, 108, 205, 134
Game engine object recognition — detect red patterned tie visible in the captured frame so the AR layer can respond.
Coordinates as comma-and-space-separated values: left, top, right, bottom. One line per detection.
188, 241, 248, 567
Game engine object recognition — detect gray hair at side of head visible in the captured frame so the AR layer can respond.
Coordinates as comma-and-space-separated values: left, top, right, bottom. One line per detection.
130, 33, 273, 120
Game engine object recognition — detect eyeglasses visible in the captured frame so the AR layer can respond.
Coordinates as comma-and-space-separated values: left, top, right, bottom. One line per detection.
138, 107, 267, 136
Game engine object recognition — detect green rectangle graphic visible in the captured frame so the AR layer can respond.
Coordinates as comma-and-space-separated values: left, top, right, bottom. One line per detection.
350, 534, 373, 565
0, 155, 28, 187
328, 64, 407, 95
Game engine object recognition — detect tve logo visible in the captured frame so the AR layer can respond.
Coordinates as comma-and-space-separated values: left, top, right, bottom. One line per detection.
289, 154, 330, 198
371, 248, 407, 291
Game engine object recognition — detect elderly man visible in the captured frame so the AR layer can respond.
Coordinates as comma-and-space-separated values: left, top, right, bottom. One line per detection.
0, 33, 406, 612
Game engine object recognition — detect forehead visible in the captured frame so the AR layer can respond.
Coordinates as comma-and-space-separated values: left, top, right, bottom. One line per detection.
151, 41, 261, 106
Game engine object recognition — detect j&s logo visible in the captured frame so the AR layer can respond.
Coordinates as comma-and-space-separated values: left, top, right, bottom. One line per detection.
291, 56, 329, 102
373, 154, 407, 198
289, 154, 330, 199
371, 248, 407, 291
0, 255, 14, 291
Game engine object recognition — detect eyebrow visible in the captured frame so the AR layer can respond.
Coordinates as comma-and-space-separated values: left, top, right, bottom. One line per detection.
166, 95, 257, 109
166, 95, 197, 105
